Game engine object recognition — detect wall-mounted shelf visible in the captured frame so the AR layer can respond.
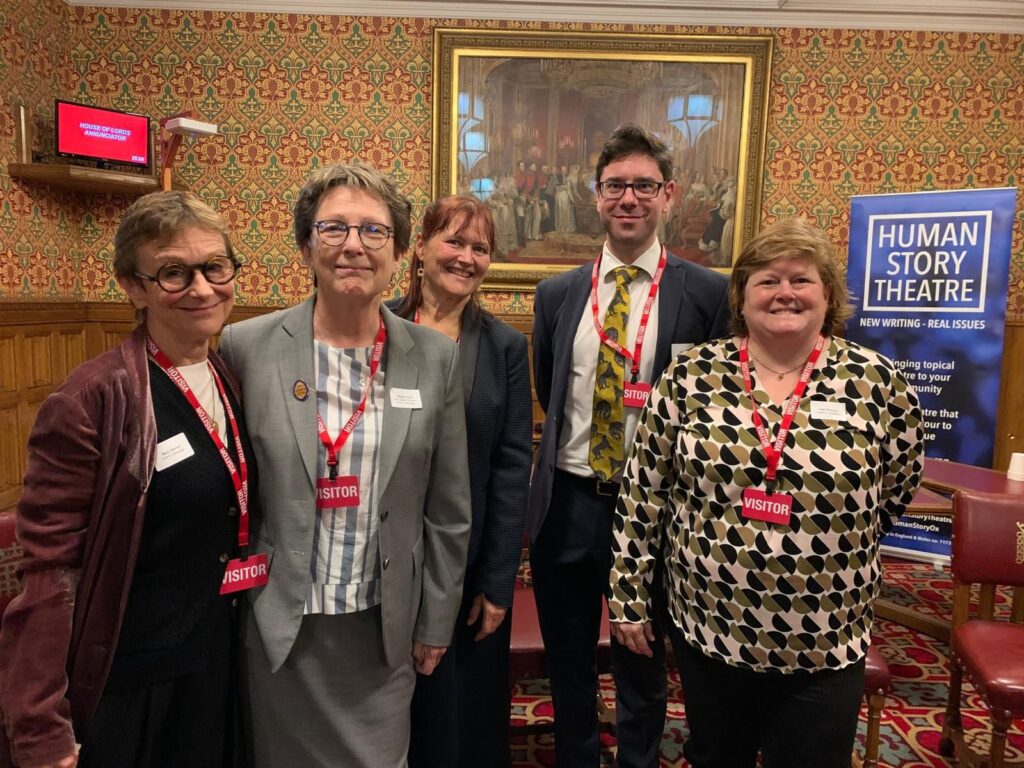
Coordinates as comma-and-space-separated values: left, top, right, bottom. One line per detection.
9, 104, 160, 196
8, 162, 160, 195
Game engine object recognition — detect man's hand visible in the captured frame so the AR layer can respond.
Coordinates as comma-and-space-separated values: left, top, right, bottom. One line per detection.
467, 593, 507, 641
610, 620, 655, 658
412, 640, 447, 675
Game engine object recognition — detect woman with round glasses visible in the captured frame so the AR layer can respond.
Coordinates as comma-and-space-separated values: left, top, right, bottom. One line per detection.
389, 196, 532, 768
0, 191, 256, 768
218, 164, 472, 768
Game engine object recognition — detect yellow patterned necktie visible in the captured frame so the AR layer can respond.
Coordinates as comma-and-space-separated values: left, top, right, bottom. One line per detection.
589, 265, 640, 481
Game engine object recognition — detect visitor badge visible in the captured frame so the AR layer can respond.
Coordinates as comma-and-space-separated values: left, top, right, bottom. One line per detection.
154, 432, 194, 472
389, 388, 422, 409
623, 381, 652, 409
811, 400, 847, 421
316, 475, 360, 508
741, 487, 793, 525
220, 552, 270, 595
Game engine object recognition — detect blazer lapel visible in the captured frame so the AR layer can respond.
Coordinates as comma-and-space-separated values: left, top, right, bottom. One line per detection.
279, 298, 319, 489
378, 307, 419, 493
654, 259, 686, 374
552, 268, 592, 413
458, 312, 481, 404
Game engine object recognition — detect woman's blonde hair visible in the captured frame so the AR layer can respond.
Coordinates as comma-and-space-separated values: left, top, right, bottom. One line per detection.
728, 217, 852, 337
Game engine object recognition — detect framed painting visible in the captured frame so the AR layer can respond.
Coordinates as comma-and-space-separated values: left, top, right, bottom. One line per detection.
432, 29, 773, 289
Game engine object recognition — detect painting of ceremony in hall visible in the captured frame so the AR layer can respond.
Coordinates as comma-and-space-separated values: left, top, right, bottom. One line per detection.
433, 30, 773, 283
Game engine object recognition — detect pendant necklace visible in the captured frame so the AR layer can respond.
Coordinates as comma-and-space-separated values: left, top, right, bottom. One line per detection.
750, 353, 805, 381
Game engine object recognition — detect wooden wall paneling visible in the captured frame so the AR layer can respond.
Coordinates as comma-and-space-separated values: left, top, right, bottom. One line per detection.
0, 335, 16, 394
56, 329, 88, 380
0, 404, 23, 510
994, 321, 1024, 471
23, 332, 56, 391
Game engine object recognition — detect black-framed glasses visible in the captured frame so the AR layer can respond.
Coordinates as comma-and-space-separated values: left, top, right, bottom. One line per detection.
596, 180, 666, 200
134, 256, 240, 293
313, 220, 393, 250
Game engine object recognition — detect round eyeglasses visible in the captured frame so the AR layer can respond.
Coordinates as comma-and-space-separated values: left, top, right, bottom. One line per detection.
596, 180, 666, 200
313, 220, 393, 250
134, 256, 241, 293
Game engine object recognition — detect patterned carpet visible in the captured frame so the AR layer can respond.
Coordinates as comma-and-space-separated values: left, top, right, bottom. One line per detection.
509, 560, 1024, 767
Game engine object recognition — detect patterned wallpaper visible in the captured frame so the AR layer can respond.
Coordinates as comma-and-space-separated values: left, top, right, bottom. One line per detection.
0, 3, 1022, 319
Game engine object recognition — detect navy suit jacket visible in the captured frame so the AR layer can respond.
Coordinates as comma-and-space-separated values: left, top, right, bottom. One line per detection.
526, 252, 730, 541
389, 301, 533, 608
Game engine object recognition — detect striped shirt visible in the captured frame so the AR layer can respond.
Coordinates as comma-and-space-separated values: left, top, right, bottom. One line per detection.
305, 340, 384, 615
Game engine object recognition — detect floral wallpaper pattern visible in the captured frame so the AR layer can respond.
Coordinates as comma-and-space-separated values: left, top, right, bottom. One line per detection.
0, 2, 1021, 319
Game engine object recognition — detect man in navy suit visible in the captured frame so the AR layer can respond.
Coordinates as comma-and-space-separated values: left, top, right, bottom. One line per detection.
528, 124, 730, 767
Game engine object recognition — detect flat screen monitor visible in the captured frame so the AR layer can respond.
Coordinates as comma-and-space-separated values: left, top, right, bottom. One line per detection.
55, 100, 151, 170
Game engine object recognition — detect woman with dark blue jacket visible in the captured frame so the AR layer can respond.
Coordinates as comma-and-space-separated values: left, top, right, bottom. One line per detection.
391, 195, 533, 768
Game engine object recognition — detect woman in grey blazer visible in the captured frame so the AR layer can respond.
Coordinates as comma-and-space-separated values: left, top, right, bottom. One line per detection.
391, 196, 533, 768
219, 166, 471, 768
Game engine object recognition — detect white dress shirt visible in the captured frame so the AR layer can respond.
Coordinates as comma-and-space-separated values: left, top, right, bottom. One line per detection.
556, 239, 663, 480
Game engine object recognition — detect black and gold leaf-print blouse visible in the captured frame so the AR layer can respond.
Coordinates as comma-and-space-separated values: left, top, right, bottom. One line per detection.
609, 336, 924, 674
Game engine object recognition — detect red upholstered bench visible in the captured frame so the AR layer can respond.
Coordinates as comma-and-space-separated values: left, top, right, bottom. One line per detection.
509, 584, 612, 683
0, 508, 22, 615
509, 583, 614, 734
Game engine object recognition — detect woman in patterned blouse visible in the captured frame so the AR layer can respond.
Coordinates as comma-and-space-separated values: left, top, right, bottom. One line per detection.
608, 217, 924, 767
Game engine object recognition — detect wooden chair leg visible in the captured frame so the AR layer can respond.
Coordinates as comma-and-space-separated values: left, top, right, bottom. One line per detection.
988, 710, 1012, 768
939, 655, 963, 757
862, 691, 885, 768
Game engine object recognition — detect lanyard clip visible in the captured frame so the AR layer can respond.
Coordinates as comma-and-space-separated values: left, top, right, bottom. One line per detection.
766, 480, 777, 496
238, 544, 249, 561
328, 461, 338, 481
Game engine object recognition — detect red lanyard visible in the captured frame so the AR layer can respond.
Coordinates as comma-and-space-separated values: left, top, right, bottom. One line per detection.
147, 337, 251, 552
738, 334, 825, 493
590, 248, 666, 383
316, 317, 387, 480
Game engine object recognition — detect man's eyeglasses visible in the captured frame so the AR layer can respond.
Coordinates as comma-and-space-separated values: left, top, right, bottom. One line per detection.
135, 256, 240, 293
595, 180, 665, 200
313, 220, 393, 250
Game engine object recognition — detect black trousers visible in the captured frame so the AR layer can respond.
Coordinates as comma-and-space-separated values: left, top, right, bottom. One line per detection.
408, 569, 514, 768
531, 469, 667, 768
670, 629, 865, 768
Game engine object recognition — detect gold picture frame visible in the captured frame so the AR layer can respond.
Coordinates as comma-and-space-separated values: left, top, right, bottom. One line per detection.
432, 29, 773, 289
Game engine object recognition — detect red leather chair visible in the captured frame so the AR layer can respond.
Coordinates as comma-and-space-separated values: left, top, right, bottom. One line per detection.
0, 508, 22, 615
939, 489, 1024, 768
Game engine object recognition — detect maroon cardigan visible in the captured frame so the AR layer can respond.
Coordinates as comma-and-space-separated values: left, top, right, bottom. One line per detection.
0, 325, 241, 768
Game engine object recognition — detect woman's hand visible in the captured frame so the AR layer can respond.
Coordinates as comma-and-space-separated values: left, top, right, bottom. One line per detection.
467, 593, 507, 641
412, 641, 447, 675
610, 620, 655, 658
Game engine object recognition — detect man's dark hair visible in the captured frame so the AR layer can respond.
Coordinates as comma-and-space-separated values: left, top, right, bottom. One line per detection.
595, 124, 673, 183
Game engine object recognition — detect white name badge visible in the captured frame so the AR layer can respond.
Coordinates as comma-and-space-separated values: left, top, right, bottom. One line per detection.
389, 388, 423, 409
154, 432, 194, 472
671, 343, 694, 359
811, 400, 847, 421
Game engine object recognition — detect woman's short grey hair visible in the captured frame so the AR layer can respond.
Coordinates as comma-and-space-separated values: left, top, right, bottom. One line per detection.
293, 164, 413, 254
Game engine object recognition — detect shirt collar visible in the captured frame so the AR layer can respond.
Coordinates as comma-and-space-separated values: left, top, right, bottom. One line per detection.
599, 239, 662, 282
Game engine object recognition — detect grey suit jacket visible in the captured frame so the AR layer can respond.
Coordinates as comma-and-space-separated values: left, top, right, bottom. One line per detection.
527, 252, 730, 540
219, 298, 471, 672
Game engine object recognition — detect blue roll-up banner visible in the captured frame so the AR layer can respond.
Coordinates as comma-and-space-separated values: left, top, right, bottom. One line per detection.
846, 188, 1017, 563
